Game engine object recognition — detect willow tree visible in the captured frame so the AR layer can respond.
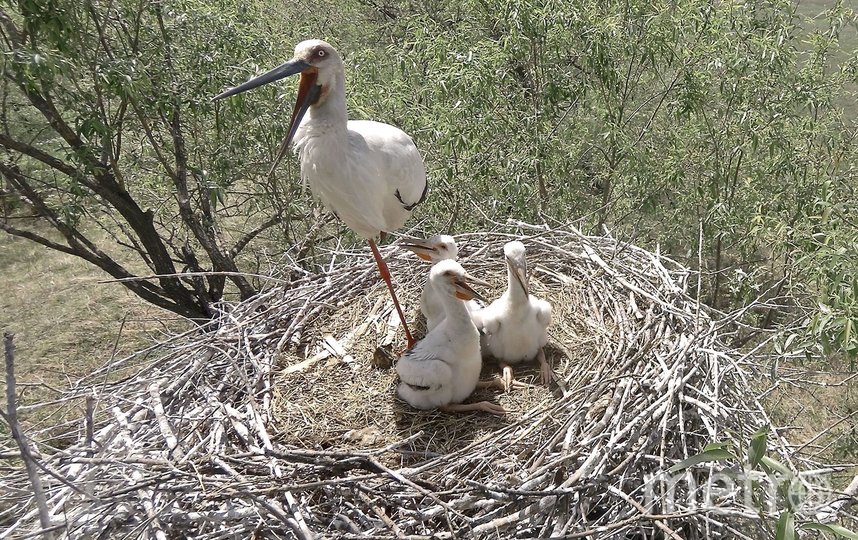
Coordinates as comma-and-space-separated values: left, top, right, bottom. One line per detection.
0, 0, 307, 319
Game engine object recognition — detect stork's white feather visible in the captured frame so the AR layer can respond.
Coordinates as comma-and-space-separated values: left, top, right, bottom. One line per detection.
396, 260, 483, 410
215, 39, 428, 347
473, 241, 552, 363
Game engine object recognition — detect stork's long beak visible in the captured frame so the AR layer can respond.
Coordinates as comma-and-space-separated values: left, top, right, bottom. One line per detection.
453, 273, 490, 303
506, 256, 529, 295
213, 58, 313, 100
213, 58, 322, 174
400, 238, 438, 262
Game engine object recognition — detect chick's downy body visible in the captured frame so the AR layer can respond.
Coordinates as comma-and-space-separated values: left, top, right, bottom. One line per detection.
473, 241, 552, 387
396, 260, 503, 414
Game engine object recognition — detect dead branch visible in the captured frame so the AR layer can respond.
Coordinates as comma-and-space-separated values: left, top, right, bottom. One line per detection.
2, 332, 55, 539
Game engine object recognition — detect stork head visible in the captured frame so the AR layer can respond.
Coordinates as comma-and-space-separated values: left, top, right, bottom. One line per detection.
503, 241, 529, 295
212, 40, 344, 164
400, 234, 459, 263
429, 260, 488, 303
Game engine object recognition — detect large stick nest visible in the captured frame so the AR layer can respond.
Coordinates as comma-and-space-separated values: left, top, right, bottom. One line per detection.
1, 222, 840, 538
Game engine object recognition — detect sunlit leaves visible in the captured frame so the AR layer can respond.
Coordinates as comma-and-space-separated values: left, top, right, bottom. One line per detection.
748, 426, 769, 469
667, 446, 736, 473
801, 523, 858, 540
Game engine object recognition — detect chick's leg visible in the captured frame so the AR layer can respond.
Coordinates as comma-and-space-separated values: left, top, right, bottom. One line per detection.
440, 402, 506, 415
499, 362, 514, 392
537, 348, 552, 385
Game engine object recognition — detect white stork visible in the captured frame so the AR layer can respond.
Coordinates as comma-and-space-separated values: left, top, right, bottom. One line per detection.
473, 241, 553, 390
396, 259, 505, 415
214, 39, 427, 348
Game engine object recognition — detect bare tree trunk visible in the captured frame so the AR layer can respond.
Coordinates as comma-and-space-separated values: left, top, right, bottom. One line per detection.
0, 5, 263, 320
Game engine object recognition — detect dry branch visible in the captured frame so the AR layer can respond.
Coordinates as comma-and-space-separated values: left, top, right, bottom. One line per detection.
2, 332, 54, 539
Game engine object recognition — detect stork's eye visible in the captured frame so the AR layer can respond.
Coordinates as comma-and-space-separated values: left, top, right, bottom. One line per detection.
317, 49, 326, 58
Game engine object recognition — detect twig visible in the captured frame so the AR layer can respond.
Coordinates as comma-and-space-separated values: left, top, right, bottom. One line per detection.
1, 332, 55, 539
816, 472, 858, 522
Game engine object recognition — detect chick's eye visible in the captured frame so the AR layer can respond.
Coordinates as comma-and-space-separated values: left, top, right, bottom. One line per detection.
317, 49, 326, 57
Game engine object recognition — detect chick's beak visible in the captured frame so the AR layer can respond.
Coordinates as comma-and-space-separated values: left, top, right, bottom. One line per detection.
400, 239, 438, 262
453, 272, 489, 303
506, 256, 529, 295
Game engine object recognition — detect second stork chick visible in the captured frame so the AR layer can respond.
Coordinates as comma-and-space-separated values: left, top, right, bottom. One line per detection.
396, 259, 505, 415
401, 235, 480, 332
473, 241, 553, 390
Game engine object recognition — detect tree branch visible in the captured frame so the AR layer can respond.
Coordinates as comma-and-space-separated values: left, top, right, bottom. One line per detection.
1, 333, 55, 539
0, 220, 82, 256
0, 132, 80, 177
153, 3, 255, 301
0, 9, 23, 47
0, 164, 205, 318
230, 215, 284, 258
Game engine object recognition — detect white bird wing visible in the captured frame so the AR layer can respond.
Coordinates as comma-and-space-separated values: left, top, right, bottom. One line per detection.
473, 303, 502, 353
481, 315, 501, 335
395, 344, 454, 409
475, 298, 503, 334
534, 297, 553, 328
349, 121, 427, 232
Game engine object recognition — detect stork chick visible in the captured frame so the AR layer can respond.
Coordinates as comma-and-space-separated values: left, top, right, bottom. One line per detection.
474, 241, 552, 390
401, 235, 480, 332
396, 260, 505, 415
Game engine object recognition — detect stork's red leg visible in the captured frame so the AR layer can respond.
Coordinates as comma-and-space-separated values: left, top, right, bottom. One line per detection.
369, 239, 416, 349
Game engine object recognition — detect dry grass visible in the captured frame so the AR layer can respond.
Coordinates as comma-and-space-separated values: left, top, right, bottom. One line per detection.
0, 222, 186, 432
761, 361, 858, 488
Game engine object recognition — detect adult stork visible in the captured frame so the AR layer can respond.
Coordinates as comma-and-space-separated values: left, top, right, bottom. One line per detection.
214, 39, 427, 348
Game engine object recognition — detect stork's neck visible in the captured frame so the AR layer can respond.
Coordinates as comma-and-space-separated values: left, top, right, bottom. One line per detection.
304, 70, 348, 132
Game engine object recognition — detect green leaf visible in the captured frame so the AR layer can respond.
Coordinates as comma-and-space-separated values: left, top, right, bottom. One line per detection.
748, 426, 768, 468
668, 448, 735, 473
783, 333, 797, 352
703, 441, 733, 452
801, 523, 858, 539
760, 455, 793, 477
776, 511, 795, 540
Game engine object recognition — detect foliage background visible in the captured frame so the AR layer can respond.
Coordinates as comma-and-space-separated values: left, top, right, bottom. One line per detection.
0, 0, 856, 401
